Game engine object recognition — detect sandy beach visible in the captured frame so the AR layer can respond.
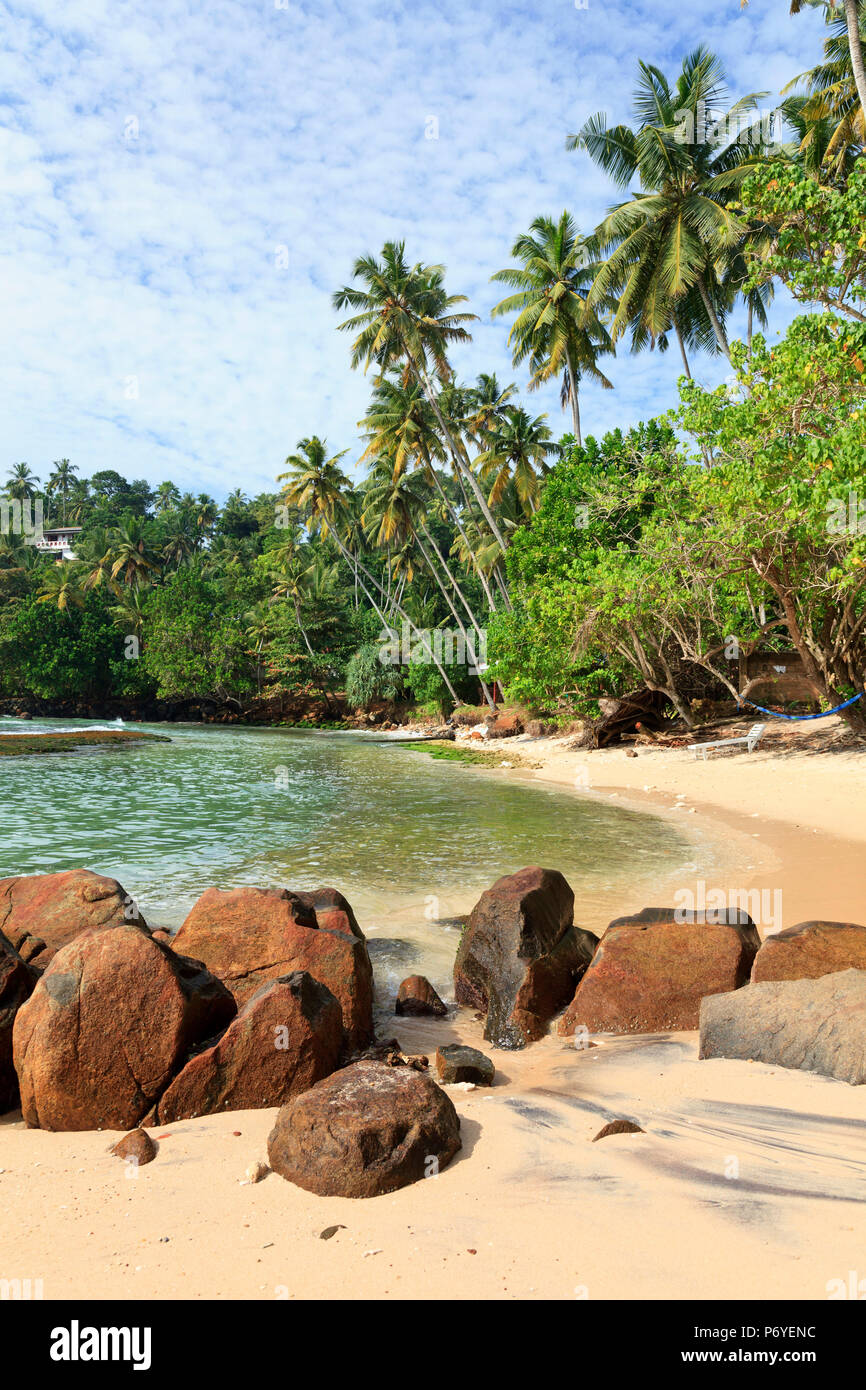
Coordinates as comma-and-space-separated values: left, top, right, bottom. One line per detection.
3, 716, 865, 1302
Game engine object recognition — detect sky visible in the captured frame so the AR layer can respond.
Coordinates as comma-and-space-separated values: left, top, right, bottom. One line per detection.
1, 0, 828, 501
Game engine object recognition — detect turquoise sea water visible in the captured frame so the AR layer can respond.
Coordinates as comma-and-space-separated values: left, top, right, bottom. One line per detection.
0, 717, 705, 995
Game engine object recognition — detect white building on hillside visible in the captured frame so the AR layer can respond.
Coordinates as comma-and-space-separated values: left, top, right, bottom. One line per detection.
34, 526, 83, 560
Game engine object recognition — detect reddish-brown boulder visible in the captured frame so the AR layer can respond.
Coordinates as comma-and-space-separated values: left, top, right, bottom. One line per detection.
486, 713, 523, 738
111, 1129, 157, 1166
559, 907, 759, 1036
172, 886, 373, 1048
154, 971, 342, 1123
0, 870, 146, 969
293, 887, 365, 940
12, 924, 236, 1131
751, 921, 866, 983
267, 1059, 461, 1197
396, 975, 447, 1017
454, 867, 597, 1048
0, 929, 39, 1113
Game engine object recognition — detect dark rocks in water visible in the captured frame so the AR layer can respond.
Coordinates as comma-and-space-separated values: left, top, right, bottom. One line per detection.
154, 971, 343, 1123
172, 885, 373, 1049
0, 869, 147, 970
454, 866, 598, 1049
751, 920, 866, 983
12, 924, 235, 1131
700, 968, 866, 1085
111, 1129, 157, 1166
559, 907, 759, 1037
0, 929, 39, 1113
396, 975, 447, 1017
435, 1044, 495, 1086
267, 1059, 461, 1198
593, 1119, 645, 1141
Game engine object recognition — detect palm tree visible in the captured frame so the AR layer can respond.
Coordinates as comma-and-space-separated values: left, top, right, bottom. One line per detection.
782, 5, 866, 175
154, 481, 182, 514
476, 407, 556, 513
279, 436, 463, 704
360, 375, 502, 611
46, 459, 79, 524
569, 48, 772, 363
110, 517, 160, 587
333, 242, 511, 555
78, 528, 116, 592
37, 564, 85, 614
194, 494, 218, 547
491, 213, 615, 445
5, 463, 39, 501
787, 0, 866, 117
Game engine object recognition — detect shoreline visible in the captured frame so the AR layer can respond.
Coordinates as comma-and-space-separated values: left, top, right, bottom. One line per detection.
2, 717, 865, 1300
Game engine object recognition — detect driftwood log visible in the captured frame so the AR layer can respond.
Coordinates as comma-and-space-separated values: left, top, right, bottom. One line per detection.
575, 689, 672, 749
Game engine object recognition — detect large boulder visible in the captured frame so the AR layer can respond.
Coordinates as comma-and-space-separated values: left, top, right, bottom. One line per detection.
12, 924, 236, 1131
171, 886, 373, 1048
454, 867, 597, 1048
0, 869, 146, 969
752, 921, 866, 983
559, 907, 759, 1036
700, 969, 866, 1085
154, 971, 342, 1123
267, 1059, 461, 1197
0, 929, 39, 1113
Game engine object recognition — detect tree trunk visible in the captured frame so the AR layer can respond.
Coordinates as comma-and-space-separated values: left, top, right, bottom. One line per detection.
413, 525, 496, 712
404, 343, 509, 554
696, 275, 733, 363
564, 345, 582, 446
673, 314, 692, 378
843, 0, 866, 118
422, 451, 499, 612
331, 530, 461, 706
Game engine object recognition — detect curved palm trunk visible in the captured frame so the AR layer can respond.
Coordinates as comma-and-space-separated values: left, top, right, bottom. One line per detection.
843, 0, 866, 117
696, 275, 732, 363
423, 453, 499, 612
293, 597, 316, 659
402, 343, 509, 554
419, 519, 486, 641
564, 346, 582, 446
330, 529, 461, 705
415, 523, 496, 712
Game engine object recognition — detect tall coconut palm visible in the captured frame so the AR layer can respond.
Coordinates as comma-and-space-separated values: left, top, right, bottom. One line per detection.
110, 517, 160, 587
787, 0, 866, 117
360, 375, 501, 611
333, 242, 510, 555
569, 48, 772, 363
476, 407, 556, 513
47, 459, 79, 524
279, 436, 462, 704
491, 212, 615, 445
782, 5, 866, 175
5, 463, 39, 501
154, 481, 182, 514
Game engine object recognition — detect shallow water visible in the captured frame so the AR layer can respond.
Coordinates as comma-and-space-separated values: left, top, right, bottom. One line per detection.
0, 717, 714, 998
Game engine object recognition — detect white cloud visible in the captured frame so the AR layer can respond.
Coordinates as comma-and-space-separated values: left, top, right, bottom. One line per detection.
0, 0, 829, 497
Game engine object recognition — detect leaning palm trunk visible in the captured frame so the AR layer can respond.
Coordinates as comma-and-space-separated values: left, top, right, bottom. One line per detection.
419, 519, 487, 642
402, 343, 510, 554
695, 275, 732, 363
843, 0, 866, 116
423, 456, 499, 612
414, 524, 496, 711
672, 314, 692, 379
330, 529, 461, 705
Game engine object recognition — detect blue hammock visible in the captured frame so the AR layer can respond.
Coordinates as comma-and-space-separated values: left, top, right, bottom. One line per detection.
737, 691, 864, 721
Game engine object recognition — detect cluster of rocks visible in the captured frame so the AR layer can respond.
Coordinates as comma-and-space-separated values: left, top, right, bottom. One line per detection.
4, 863, 866, 1201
